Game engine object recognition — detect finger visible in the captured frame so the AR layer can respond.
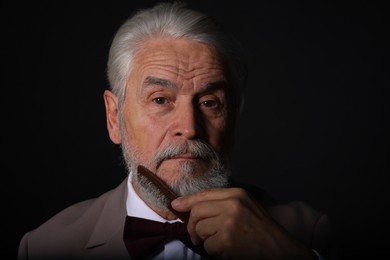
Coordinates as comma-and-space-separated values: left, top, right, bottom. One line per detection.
196, 215, 243, 259
188, 195, 254, 246
190, 214, 220, 246
186, 200, 225, 244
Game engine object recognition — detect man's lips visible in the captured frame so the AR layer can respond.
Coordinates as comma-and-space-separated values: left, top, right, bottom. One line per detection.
156, 154, 205, 169
169, 154, 199, 160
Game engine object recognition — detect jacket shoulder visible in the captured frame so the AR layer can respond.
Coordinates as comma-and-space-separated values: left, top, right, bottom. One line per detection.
18, 189, 114, 259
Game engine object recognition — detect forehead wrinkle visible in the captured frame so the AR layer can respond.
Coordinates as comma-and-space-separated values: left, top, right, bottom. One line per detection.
141, 61, 225, 86
177, 52, 223, 74
135, 39, 226, 90
174, 63, 227, 85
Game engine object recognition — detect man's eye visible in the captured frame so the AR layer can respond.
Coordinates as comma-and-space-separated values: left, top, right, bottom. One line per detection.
200, 100, 218, 108
152, 97, 167, 104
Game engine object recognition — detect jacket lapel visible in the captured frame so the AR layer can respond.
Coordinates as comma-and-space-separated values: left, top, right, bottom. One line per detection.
84, 176, 131, 259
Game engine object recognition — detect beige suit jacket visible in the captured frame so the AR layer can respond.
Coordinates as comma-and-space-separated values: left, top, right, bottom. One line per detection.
18, 177, 332, 259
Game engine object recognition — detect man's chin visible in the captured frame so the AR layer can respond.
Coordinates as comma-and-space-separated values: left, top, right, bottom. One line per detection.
156, 159, 209, 183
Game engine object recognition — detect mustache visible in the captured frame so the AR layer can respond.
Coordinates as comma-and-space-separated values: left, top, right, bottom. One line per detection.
152, 140, 218, 169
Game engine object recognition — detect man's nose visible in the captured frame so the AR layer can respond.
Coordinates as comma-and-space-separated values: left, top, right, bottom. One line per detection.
171, 104, 203, 139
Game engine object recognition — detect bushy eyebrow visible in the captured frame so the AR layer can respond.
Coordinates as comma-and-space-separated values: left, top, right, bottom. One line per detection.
143, 76, 176, 88
143, 76, 228, 92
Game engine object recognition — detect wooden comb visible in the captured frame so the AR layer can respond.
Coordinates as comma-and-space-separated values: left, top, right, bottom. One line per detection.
137, 165, 190, 223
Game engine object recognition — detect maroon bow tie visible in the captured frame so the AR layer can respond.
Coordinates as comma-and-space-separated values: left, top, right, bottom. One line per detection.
123, 216, 213, 259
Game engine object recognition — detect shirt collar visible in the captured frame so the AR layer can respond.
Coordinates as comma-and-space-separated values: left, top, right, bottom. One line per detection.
126, 171, 180, 223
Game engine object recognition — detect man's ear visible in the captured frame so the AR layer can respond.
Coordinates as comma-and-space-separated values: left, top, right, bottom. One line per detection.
103, 90, 122, 144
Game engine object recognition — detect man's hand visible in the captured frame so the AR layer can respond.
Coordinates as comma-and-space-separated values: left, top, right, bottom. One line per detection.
171, 188, 317, 259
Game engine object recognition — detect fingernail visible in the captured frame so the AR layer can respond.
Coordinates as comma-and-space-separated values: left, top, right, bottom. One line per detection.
171, 197, 182, 207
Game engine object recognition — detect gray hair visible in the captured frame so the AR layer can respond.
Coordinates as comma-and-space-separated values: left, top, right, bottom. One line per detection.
106, 1, 247, 115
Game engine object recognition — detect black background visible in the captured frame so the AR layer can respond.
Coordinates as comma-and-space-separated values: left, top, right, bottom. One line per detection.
2, 0, 389, 258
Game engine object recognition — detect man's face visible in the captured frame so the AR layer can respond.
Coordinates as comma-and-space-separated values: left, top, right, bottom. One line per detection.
110, 38, 231, 189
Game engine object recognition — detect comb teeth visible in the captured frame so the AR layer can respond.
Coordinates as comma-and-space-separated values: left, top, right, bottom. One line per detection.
137, 165, 190, 223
